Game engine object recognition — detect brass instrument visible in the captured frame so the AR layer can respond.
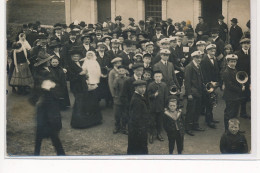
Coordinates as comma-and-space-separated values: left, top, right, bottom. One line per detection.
236, 71, 248, 85
205, 82, 218, 107
169, 85, 179, 95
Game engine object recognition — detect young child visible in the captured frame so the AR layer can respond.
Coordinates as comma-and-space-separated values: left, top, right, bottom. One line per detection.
220, 118, 248, 154
49, 57, 70, 110
112, 65, 129, 134
143, 68, 153, 85
163, 98, 185, 154
147, 70, 168, 143
143, 53, 152, 70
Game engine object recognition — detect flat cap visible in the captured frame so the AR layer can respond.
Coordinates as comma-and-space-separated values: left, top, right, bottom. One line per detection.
160, 38, 170, 44
133, 80, 147, 87
132, 63, 144, 70
145, 41, 154, 47
206, 44, 217, 50
111, 39, 120, 43
226, 54, 238, 61
240, 38, 250, 44
191, 51, 203, 57
196, 40, 206, 46
111, 57, 122, 63
143, 53, 152, 58
175, 32, 185, 36
169, 36, 178, 42
97, 42, 106, 47
160, 49, 171, 54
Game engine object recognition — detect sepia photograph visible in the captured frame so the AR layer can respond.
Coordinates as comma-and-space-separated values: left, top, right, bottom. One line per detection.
5, 0, 253, 157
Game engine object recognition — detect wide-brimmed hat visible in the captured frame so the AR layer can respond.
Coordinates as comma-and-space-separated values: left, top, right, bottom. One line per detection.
231, 18, 238, 23
69, 46, 83, 56
79, 21, 87, 27
81, 34, 93, 42
239, 38, 250, 44
49, 40, 61, 48
34, 52, 54, 67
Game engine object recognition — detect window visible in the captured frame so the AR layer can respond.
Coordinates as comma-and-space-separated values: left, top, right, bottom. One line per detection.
145, 0, 162, 22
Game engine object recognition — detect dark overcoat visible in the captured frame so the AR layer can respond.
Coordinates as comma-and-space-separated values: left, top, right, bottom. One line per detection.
184, 61, 203, 98
127, 93, 149, 155
200, 54, 220, 83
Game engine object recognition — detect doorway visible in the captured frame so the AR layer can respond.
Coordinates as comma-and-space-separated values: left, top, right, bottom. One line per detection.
201, 0, 222, 31
97, 0, 111, 23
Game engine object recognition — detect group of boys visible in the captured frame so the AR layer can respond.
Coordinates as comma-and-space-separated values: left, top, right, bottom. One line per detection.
14, 14, 250, 154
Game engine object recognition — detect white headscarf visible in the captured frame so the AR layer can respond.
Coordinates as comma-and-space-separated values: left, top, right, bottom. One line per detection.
82, 51, 101, 84
17, 33, 31, 50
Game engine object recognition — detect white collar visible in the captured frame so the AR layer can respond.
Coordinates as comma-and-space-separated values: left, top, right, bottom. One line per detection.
161, 59, 167, 64
242, 48, 249, 54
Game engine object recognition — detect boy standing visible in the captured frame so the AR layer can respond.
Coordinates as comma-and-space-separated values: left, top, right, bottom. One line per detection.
127, 80, 149, 155
108, 57, 122, 98
147, 70, 168, 143
112, 65, 129, 134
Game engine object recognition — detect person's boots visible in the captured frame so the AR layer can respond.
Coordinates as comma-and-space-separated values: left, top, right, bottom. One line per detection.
121, 126, 128, 135
149, 134, 154, 144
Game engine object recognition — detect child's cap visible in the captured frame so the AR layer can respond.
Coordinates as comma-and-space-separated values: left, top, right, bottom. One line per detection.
143, 53, 152, 59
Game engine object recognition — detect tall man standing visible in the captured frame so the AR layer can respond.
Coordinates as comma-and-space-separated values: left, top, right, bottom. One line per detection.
229, 18, 243, 51
195, 16, 209, 41
200, 44, 220, 129
217, 15, 228, 43
184, 51, 204, 136
235, 38, 251, 119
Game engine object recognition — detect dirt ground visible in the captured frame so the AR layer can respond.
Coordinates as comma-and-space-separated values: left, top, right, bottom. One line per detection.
6, 84, 251, 156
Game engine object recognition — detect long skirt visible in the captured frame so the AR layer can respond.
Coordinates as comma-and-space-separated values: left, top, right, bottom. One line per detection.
10, 63, 34, 87
71, 90, 103, 129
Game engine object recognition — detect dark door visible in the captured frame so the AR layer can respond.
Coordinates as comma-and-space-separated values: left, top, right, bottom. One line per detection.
201, 0, 222, 31
97, 0, 111, 23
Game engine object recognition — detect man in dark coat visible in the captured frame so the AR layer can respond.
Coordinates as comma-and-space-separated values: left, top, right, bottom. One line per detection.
106, 39, 122, 63
184, 51, 204, 136
217, 15, 228, 43
229, 18, 243, 51
200, 44, 220, 129
127, 80, 149, 155
153, 49, 180, 89
166, 18, 175, 37
118, 40, 134, 69
234, 38, 251, 119
222, 54, 244, 130
195, 16, 209, 41
80, 34, 96, 57
26, 24, 40, 47
120, 63, 144, 134
96, 42, 113, 106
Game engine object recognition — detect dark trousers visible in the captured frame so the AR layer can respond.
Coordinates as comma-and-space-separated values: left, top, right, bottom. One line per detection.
114, 104, 127, 129
240, 98, 248, 116
185, 96, 202, 130
166, 130, 184, 154
127, 127, 148, 155
149, 111, 163, 135
204, 93, 214, 123
34, 130, 65, 156
224, 100, 240, 131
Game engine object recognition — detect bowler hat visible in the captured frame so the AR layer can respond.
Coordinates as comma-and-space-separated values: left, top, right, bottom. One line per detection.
81, 34, 93, 42
129, 18, 135, 22
12, 42, 22, 49
115, 16, 122, 21
79, 21, 87, 27
167, 18, 173, 23
69, 46, 83, 56
231, 18, 238, 23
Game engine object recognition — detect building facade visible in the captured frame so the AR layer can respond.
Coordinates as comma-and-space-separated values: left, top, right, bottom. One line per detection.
65, 0, 250, 31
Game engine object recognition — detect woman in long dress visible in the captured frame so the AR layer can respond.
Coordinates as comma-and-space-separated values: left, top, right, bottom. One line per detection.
68, 49, 102, 129
10, 42, 34, 94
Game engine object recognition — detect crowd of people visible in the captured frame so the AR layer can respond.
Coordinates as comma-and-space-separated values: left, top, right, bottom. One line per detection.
7, 14, 250, 156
